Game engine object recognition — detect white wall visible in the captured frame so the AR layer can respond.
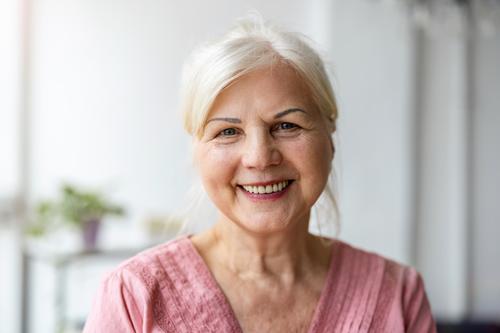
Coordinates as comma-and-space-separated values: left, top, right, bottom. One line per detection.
324, 1, 500, 321
0, 230, 21, 333
323, 0, 414, 264
416, 28, 470, 320
0, 0, 22, 332
411, 9, 500, 321
472, 31, 500, 319
0, 0, 21, 194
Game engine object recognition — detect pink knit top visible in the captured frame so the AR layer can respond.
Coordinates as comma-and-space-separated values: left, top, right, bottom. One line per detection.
83, 236, 436, 332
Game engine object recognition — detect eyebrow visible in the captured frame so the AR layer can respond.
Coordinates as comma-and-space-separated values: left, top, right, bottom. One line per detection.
206, 117, 242, 124
274, 108, 307, 119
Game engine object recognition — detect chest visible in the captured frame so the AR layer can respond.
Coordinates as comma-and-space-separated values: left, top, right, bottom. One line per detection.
222, 282, 322, 333
237, 303, 315, 333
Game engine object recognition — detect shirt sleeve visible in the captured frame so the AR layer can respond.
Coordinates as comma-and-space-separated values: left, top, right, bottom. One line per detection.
83, 270, 144, 333
402, 267, 437, 333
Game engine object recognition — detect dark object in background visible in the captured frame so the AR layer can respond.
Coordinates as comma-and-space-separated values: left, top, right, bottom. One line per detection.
437, 322, 500, 333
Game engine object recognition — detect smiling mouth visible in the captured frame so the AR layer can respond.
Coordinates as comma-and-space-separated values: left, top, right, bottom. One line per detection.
239, 180, 293, 194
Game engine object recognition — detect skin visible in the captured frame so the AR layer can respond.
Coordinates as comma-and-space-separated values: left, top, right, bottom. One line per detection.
191, 63, 335, 332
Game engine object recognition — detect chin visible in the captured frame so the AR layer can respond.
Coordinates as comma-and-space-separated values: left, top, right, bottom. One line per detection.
233, 213, 300, 236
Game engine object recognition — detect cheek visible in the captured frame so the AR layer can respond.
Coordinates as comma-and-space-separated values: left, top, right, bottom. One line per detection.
195, 145, 238, 190
292, 135, 332, 186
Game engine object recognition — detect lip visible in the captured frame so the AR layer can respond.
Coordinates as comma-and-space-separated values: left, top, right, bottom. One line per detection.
238, 179, 290, 187
237, 180, 293, 201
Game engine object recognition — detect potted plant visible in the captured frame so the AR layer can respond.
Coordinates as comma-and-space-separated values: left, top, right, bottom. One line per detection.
27, 183, 125, 250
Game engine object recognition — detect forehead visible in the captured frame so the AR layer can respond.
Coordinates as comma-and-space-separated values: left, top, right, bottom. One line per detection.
208, 64, 314, 118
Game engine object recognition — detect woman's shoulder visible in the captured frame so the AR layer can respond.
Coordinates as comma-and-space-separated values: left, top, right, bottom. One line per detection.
326, 239, 436, 332
331, 239, 425, 301
331, 239, 424, 284
108, 235, 196, 285
333, 239, 414, 276
83, 236, 204, 332
118, 235, 192, 268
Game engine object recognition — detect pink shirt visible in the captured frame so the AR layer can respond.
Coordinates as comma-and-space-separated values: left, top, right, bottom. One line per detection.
83, 236, 437, 332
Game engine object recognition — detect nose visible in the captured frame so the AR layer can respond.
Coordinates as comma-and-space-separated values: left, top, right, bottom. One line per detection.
241, 129, 282, 170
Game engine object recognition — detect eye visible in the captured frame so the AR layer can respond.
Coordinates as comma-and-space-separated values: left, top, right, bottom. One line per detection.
217, 128, 238, 137
274, 122, 299, 131
280, 122, 297, 130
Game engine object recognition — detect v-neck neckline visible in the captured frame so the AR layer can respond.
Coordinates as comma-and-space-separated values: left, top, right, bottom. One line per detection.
181, 235, 340, 333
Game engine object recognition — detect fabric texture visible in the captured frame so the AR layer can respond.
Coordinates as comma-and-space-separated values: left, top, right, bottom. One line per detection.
83, 236, 437, 333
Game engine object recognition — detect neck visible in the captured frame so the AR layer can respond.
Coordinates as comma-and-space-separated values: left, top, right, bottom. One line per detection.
200, 214, 331, 283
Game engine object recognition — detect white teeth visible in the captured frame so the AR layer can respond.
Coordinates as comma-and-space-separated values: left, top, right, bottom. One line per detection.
242, 180, 290, 194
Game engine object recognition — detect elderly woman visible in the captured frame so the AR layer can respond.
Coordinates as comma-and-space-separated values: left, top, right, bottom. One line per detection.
83, 17, 436, 333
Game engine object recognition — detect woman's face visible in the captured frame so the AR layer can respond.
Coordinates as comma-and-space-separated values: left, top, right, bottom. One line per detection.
194, 64, 334, 235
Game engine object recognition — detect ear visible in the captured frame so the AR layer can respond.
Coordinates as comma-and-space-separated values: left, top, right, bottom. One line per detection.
328, 117, 336, 133
329, 137, 335, 159
326, 120, 336, 158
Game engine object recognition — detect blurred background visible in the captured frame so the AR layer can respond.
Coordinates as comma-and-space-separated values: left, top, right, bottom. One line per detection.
1, 0, 499, 332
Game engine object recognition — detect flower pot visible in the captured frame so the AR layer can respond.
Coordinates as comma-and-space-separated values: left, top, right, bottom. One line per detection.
82, 218, 100, 250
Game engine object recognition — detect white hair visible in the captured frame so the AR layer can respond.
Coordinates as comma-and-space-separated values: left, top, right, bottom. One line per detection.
178, 14, 340, 237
